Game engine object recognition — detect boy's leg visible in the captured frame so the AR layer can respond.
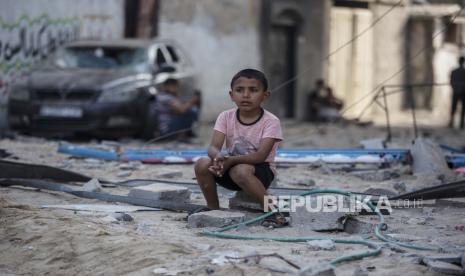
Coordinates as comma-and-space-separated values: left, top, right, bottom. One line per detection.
228, 164, 267, 208
194, 157, 220, 209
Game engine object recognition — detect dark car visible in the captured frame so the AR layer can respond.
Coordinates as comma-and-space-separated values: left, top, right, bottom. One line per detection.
7, 39, 195, 138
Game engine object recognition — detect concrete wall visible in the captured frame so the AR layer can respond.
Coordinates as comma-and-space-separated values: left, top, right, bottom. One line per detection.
0, 0, 124, 133
158, 0, 261, 121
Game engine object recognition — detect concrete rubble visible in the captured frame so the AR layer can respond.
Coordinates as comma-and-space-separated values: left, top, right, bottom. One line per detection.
82, 178, 102, 192
128, 183, 191, 202
187, 210, 245, 228
229, 191, 262, 211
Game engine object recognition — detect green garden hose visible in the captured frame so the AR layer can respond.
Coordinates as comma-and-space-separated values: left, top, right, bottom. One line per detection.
203, 188, 437, 267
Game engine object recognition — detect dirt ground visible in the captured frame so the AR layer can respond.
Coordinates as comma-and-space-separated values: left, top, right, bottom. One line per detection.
1, 120, 465, 275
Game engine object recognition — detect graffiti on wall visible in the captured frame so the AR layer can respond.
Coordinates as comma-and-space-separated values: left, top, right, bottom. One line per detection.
0, 14, 80, 98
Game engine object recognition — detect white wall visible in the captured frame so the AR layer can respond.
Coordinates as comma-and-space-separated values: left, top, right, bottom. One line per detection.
0, 0, 124, 131
159, 1, 261, 121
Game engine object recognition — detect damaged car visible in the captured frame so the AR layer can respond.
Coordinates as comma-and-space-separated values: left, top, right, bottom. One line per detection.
7, 39, 195, 138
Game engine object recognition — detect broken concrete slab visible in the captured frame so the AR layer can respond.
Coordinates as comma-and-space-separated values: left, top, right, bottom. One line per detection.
83, 178, 102, 192
290, 195, 351, 231
187, 210, 245, 228
229, 191, 262, 211
298, 263, 335, 276
306, 240, 335, 251
344, 217, 376, 235
411, 138, 454, 178
423, 254, 462, 265
128, 183, 191, 202
423, 259, 464, 275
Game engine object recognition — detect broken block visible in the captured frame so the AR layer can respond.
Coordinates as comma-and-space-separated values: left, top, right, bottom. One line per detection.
423, 254, 462, 265
229, 191, 262, 211
343, 217, 376, 235
128, 183, 191, 202
290, 195, 352, 231
187, 210, 245, 228
423, 259, 464, 275
411, 138, 454, 178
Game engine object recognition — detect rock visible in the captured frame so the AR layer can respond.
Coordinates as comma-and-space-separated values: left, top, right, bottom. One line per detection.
83, 178, 102, 192
290, 195, 351, 231
362, 187, 397, 197
410, 138, 454, 178
298, 263, 335, 276
229, 191, 262, 211
111, 212, 134, 222
117, 171, 132, 178
360, 138, 386, 149
306, 240, 336, 251
187, 210, 245, 228
392, 182, 407, 193
128, 183, 191, 202
344, 217, 375, 235
461, 253, 465, 272
423, 259, 464, 275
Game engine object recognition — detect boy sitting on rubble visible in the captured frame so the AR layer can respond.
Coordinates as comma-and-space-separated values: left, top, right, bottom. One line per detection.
194, 69, 287, 227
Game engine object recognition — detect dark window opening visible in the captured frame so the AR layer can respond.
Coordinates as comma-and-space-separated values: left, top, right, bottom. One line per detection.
156, 48, 166, 65
333, 0, 369, 9
166, 45, 179, 62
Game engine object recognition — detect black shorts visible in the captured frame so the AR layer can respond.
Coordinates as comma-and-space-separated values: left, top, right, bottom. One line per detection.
214, 163, 274, 191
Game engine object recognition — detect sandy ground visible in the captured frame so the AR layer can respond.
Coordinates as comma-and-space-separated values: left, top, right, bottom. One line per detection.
1, 120, 465, 275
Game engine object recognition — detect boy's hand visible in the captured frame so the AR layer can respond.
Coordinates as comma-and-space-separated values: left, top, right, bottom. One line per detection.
208, 154, 225, 177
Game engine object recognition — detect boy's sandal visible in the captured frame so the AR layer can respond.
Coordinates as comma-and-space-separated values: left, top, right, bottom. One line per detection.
261, 212, 289, 228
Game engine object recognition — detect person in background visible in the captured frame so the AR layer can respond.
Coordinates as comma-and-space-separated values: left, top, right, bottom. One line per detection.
155, 77, 200, 141
449, 56, 465, 129
306, 79, 343, 122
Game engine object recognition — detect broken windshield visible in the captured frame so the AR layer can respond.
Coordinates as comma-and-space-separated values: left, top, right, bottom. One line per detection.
47, 46, 150, 73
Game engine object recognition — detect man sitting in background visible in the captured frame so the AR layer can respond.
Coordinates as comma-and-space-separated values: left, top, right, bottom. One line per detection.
155, 77, 200, 141
306, 79, 344, 122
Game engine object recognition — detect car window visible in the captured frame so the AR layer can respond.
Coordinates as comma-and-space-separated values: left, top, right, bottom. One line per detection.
156, 48, 167, 65
47, 46, 149, 73
166, 45, 179, 63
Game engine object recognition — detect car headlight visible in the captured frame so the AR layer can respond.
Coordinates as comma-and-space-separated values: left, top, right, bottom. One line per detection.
9, 87, 30, 101
97, 87, 138, 103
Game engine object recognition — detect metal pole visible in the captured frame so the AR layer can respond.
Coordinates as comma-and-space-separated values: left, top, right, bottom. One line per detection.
382, 87, 392, 142
409, 86, 418, 138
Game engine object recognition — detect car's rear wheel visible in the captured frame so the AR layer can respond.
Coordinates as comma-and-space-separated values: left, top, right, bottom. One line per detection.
139, 101, 159, 140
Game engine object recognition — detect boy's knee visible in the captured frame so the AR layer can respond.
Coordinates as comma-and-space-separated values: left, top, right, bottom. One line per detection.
194, 157, 211, 173
229, 164, 254, 183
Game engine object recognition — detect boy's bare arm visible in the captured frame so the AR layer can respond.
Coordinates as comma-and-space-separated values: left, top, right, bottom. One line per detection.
208, 130, 225, 159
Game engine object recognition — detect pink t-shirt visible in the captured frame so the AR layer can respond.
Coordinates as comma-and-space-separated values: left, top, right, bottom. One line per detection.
213, 108, 282, 166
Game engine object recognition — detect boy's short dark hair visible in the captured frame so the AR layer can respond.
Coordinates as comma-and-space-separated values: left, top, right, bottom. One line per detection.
230, 69, 268, 91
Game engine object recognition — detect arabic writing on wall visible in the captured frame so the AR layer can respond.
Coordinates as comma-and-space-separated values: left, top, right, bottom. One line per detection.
0, 14, 80, 98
